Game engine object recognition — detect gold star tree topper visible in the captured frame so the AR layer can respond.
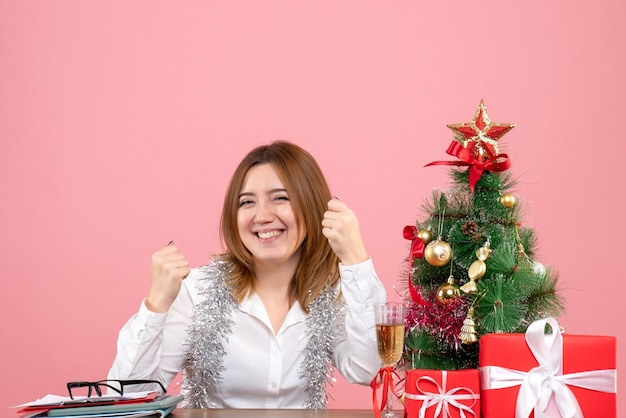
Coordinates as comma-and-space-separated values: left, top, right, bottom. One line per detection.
447, 100, 515, 159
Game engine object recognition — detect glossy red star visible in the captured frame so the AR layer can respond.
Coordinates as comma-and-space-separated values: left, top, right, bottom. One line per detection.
447, 100, 515, 159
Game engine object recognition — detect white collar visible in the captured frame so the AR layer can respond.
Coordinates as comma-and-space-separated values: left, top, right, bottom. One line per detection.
239, 292, 307, 336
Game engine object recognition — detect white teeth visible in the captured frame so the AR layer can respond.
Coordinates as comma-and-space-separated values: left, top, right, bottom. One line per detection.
257, 230, 280, 239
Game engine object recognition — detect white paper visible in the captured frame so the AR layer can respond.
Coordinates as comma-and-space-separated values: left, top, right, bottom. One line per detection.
14, 391, 155, 408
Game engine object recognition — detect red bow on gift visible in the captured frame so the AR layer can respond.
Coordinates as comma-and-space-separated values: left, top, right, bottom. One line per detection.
403, 226, 429, 306
425, 141, 511, 193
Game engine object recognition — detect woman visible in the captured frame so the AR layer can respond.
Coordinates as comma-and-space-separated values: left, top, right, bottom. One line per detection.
107, 141, 386, 408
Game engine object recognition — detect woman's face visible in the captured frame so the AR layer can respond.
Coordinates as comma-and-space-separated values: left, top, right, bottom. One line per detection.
237, 163, 304, 267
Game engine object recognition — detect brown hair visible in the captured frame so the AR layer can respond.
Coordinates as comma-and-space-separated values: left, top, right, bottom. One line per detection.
219, 140, 340, 312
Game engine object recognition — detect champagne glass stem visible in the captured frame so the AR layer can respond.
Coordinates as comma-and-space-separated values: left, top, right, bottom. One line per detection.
385, 384, 394, 418
374, 303, 404, 418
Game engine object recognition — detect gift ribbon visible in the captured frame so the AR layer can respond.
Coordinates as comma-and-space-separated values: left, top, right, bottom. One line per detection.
404, 370, 480, 418
403, 225, 429, 306
480, 317, 617, 418
425, 141, 511, 192
371, 366, 402, 418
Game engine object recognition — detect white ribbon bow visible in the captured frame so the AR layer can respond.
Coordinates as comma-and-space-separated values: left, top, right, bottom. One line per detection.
480, 317, 617, 418
404, 370, 480, 418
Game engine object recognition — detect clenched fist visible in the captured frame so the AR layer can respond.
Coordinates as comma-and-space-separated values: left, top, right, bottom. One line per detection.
321, 199, 368, 266
145, 243, 190, 313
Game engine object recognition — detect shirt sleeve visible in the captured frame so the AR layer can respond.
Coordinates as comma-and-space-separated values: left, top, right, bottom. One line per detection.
106, 271, 198, 393
331, 258, 386, 385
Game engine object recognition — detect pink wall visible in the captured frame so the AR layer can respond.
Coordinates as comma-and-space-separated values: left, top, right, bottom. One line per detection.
1, 0, 623, 414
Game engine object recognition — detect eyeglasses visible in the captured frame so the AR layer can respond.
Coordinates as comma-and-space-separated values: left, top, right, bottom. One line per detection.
66, 379, 167, 399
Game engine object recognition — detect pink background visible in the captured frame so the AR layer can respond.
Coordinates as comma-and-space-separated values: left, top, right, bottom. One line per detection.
1, 0, 623, 414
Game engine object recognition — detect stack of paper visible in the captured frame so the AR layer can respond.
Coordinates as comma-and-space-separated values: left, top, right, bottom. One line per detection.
14, 392, 184, 418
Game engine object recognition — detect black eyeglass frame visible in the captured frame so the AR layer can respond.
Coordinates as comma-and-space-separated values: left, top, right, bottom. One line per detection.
66, 379, 167, 400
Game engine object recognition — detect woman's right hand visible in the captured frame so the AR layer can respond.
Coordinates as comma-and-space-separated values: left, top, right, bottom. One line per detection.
145, 243, 190, 313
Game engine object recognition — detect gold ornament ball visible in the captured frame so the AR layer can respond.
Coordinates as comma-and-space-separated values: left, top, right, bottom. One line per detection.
500, 193, 516, 208
417, 229, 433, 244
424, 240, 452, 266
436, 282, 461, 303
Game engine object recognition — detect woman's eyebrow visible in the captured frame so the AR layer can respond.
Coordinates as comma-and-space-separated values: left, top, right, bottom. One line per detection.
238, 188, 287, 198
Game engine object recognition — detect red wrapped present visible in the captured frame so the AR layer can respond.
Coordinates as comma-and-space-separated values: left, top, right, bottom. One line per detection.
404, 369, 480, 418
479, 317, 617, 418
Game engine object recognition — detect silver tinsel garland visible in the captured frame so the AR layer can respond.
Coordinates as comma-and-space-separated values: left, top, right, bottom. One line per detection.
183, 259, 236, 408
182, 258, 342, 409
298, 285, 343, 409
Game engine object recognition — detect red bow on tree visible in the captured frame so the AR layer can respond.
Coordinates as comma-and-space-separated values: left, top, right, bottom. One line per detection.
426, 141, 511, 192
403, 225, 429, 306
425, 100, 515, 192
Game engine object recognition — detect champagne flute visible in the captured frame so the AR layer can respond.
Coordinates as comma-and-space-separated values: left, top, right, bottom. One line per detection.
374, 303, 405, 418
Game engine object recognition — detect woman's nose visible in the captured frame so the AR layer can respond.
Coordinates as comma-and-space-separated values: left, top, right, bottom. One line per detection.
253, 201, 274, 223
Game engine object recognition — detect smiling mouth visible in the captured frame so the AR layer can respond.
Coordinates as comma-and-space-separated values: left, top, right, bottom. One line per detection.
257, 230, 282, 239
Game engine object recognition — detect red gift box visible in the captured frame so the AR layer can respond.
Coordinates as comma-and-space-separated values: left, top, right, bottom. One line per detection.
479, 317, 617, 418
404, 369, 480, 418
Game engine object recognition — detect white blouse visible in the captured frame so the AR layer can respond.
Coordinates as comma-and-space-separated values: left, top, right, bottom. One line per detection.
107, 258, 386, 408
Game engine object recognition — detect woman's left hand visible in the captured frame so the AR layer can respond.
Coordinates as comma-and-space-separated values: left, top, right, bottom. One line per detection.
322, 198, 369, 265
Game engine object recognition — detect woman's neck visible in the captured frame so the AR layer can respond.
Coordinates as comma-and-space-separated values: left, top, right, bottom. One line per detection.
253, 257, 299, 334
253, 259, 296, 297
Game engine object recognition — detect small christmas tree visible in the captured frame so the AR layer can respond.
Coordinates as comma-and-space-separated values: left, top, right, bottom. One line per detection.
403, 101, 565, 370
